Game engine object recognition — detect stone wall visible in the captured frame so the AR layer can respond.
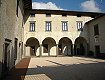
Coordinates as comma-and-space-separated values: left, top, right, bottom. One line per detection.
24, 13, 92, 56
88, 15, 105, 57
0, 0, 25, 78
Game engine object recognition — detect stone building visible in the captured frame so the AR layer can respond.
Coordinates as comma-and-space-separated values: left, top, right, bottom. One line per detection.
0, 0, 32, 78
0, 0, 105, 79
86, 14, 105, 58
24, 9, 102, 57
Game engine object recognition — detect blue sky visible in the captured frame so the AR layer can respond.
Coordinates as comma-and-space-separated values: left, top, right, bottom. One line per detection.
32, 0, 105, 12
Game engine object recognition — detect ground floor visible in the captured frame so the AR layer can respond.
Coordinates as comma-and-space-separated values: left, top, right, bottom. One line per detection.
0, 38, 23, 79
25, 37, 88, 57
3, 57, 105, 80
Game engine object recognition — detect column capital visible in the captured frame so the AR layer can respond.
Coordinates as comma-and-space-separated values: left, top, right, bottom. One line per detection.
40, 44, 42, 46
56, 44, 58, 46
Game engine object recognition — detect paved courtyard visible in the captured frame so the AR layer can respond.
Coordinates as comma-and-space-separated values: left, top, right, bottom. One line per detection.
24, 57, 105, 80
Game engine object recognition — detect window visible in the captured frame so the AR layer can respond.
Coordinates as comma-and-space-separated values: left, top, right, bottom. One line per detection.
62, 21, 68, 31
91, 15, 95, 18
16, 0, 19, 17
43, 44, 48, 53
77, 14, 81, 17
77, 21, 83, 31
62, 14, 67, 17
46, 13, 51, 17
45, 21, 51, 31
94, 24, 99, 35
30, 22, 35, 32
30, 13, 35, 17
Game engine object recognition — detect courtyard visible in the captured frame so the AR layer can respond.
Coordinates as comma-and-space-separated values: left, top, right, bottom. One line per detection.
4, 56, 105, 80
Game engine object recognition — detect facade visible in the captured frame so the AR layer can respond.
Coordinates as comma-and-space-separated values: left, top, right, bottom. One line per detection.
24, 9, 102, 57
0, 0, 105, 79
0, 0, 32, 78
86, 14, 105, 57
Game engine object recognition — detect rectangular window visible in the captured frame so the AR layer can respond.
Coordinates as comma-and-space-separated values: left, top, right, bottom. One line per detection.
45, 21, 51, 31
30, 22, 35, 32
16, 0, 19, 17
62, 14, 67, 17
77, 14, 81, 17
30, 13, 35, 17
77, 21, 83, 31
46, 13, 51, 17
62, 21, 68, 31
43, 44, 48, 53
94, 24, 99, 35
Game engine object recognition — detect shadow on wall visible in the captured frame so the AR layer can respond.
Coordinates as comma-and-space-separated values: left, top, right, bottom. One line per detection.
26, 37, 40, 56
0, 61, 3, 79
79, 23, 105, 58
63, 45, 73, 56
24, 11, 31, 23
59, 37, 73, 56
74, 23, 90, 56
42, 37, 56, 56
2, 43, 17, 79
24, 61, 105, 80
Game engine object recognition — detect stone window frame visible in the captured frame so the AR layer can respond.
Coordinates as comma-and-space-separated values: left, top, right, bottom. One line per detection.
45, 21, 52, 31
29, 21, 35, 32
77, 21, 83, 31
62, 21, 68, 31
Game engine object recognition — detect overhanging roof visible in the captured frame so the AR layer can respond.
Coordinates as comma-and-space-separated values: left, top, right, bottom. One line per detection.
31, 9, 104, 18
86, 13, 105, 24
22, 0, 32, 10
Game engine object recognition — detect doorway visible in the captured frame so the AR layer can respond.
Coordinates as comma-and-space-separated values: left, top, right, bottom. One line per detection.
14, 38, 18, 65
2, 43, 10, 76
95, 45, 100, 56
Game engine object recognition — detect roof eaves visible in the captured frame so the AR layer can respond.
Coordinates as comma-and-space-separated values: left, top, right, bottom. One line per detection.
22, 0, 32, 10
31, 9, 103, 17
86, 13, 105, 24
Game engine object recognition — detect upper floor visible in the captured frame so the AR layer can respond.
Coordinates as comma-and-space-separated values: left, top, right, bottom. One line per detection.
24, 9, 102, 33
24, 10, 102, 41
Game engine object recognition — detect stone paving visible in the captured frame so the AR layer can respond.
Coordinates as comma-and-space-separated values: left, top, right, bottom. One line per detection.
24, 57, 105, 80
4, 58, 30, 80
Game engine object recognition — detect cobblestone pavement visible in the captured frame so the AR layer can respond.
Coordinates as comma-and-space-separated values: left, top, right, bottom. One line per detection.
24, 57, 105, 80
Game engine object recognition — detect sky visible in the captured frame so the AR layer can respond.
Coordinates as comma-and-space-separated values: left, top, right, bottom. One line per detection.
32, 0, 105, 12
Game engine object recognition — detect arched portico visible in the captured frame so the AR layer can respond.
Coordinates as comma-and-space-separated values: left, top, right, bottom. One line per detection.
58, 37, 73, 56
25, 37, 40, 56
74, 37, 87, 56
42, 37, 56, 56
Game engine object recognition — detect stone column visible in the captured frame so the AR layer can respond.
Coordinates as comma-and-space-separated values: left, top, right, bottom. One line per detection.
85, 43, 88, 56
26, 46, 30, 56
71, 44, 73, 56
72, 44, 74, 56
24, 44, 26, 57
74, 44, 76, 56
40, 44, 42, 57
56, 44, 58, 57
